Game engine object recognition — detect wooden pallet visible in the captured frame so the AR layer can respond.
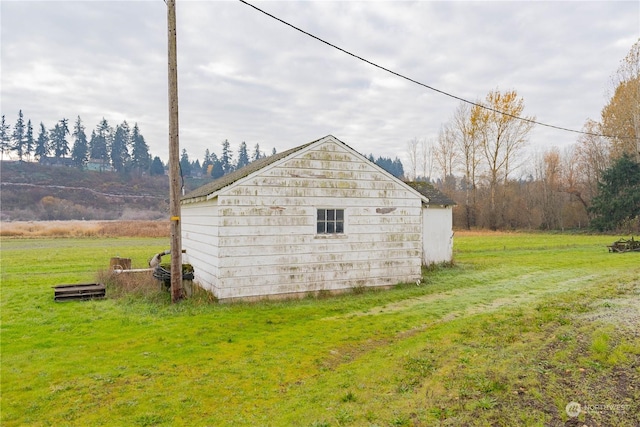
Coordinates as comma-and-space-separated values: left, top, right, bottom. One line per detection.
53, 283, 106, 301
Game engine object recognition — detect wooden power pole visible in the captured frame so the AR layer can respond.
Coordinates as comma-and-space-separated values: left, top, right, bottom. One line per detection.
167, 0, 182, 303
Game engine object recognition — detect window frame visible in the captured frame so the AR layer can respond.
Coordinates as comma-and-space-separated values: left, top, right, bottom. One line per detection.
316, 208, 345, 235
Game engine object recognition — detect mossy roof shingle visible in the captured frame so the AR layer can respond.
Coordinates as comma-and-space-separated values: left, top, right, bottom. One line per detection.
405, 181, 456, 206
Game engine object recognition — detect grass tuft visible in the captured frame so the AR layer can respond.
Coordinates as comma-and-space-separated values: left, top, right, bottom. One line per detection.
98, 269, 168, 303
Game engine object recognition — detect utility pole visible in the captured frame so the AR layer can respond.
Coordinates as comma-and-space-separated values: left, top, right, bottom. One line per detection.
167, 0, 182, 303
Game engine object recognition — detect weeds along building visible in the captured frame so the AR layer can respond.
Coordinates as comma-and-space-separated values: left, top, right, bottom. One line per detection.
180, 135, 455, 301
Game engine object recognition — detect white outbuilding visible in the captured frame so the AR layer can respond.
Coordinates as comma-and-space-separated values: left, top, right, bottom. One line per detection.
180, 135, 454, 301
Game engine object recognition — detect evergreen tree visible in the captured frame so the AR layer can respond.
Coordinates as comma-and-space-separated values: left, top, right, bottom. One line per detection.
221, 139, 233, 174
392, 157, 405, 178
150, 156, 165, 176
34, 122, 50, 161
236, 141, 249, 169
130, 123, 150, 174
111, 121, 131, 172
24, 120, 34, 161
0, 115, 10, 161
590, 154, 640, 231
180, 148, 192, 176
252, 143, 263, 162
202, 148, 212, 175
210, 153, 224, 179
12, 110, 26, 161
373, 156, 405, 178
50, 118, 70, 159
88, 130, 97, 158
49, 124, 60, 157
71, 116, 89, 168
375, 156, 392, 174
192, 159, 201, 176
90, 118, 111, 164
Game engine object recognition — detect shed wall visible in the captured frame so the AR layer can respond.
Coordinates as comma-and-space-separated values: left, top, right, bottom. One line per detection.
181, 199, 219, 294
421, 206, 453, 265
183, 140, 423, 300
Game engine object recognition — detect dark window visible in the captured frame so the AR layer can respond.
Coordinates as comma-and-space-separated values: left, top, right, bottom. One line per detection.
317, 208, 344, 234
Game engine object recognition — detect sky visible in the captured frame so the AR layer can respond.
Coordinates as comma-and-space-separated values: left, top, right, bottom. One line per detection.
1, 1, 638, 176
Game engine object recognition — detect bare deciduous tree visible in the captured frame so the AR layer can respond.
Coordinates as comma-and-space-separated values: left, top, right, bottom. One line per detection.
575, 119, 610, 205
420, 138, 434, 181
473, 89, 535, 229
452, 103, 482, 229
434, 123, 457, 192
407, 137, 420, 181
538, 148, 563, 229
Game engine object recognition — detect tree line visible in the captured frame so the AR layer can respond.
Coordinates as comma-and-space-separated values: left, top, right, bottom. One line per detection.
178, 140, 405, 180
178, 139, 273, 179
0, 110, 406, 183
0, 114, 157, 176
406, 40, 640, 232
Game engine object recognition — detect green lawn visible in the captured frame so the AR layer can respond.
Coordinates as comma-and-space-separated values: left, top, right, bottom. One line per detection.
1, 233, 638, 426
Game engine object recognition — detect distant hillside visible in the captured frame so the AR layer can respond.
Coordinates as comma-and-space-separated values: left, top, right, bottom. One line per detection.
0, 161, 213, 221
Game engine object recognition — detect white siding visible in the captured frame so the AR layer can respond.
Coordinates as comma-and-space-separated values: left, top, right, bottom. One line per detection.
182, 139, 427, 301
181, 199, 219, 293
422, 205, 454, 265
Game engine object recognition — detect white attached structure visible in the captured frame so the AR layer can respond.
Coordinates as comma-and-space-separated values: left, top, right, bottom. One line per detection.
181, 135, 454, 301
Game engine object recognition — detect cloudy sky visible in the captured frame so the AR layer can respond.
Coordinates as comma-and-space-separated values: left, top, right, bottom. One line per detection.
1, 1, 638, 174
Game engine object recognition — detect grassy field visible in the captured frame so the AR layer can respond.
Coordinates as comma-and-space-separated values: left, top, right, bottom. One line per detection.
1, 230, 639, 426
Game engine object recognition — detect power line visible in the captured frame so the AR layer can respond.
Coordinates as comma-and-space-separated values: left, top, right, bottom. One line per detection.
239, 0, 636, 142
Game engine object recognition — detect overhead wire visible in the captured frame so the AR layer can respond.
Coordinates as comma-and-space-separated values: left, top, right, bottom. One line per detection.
238, 0, 636, 142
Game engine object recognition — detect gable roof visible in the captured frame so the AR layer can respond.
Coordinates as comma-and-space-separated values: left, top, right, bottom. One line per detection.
181, 135, 436, 204
182, 138, 319, 201
405, 181, 456, 206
